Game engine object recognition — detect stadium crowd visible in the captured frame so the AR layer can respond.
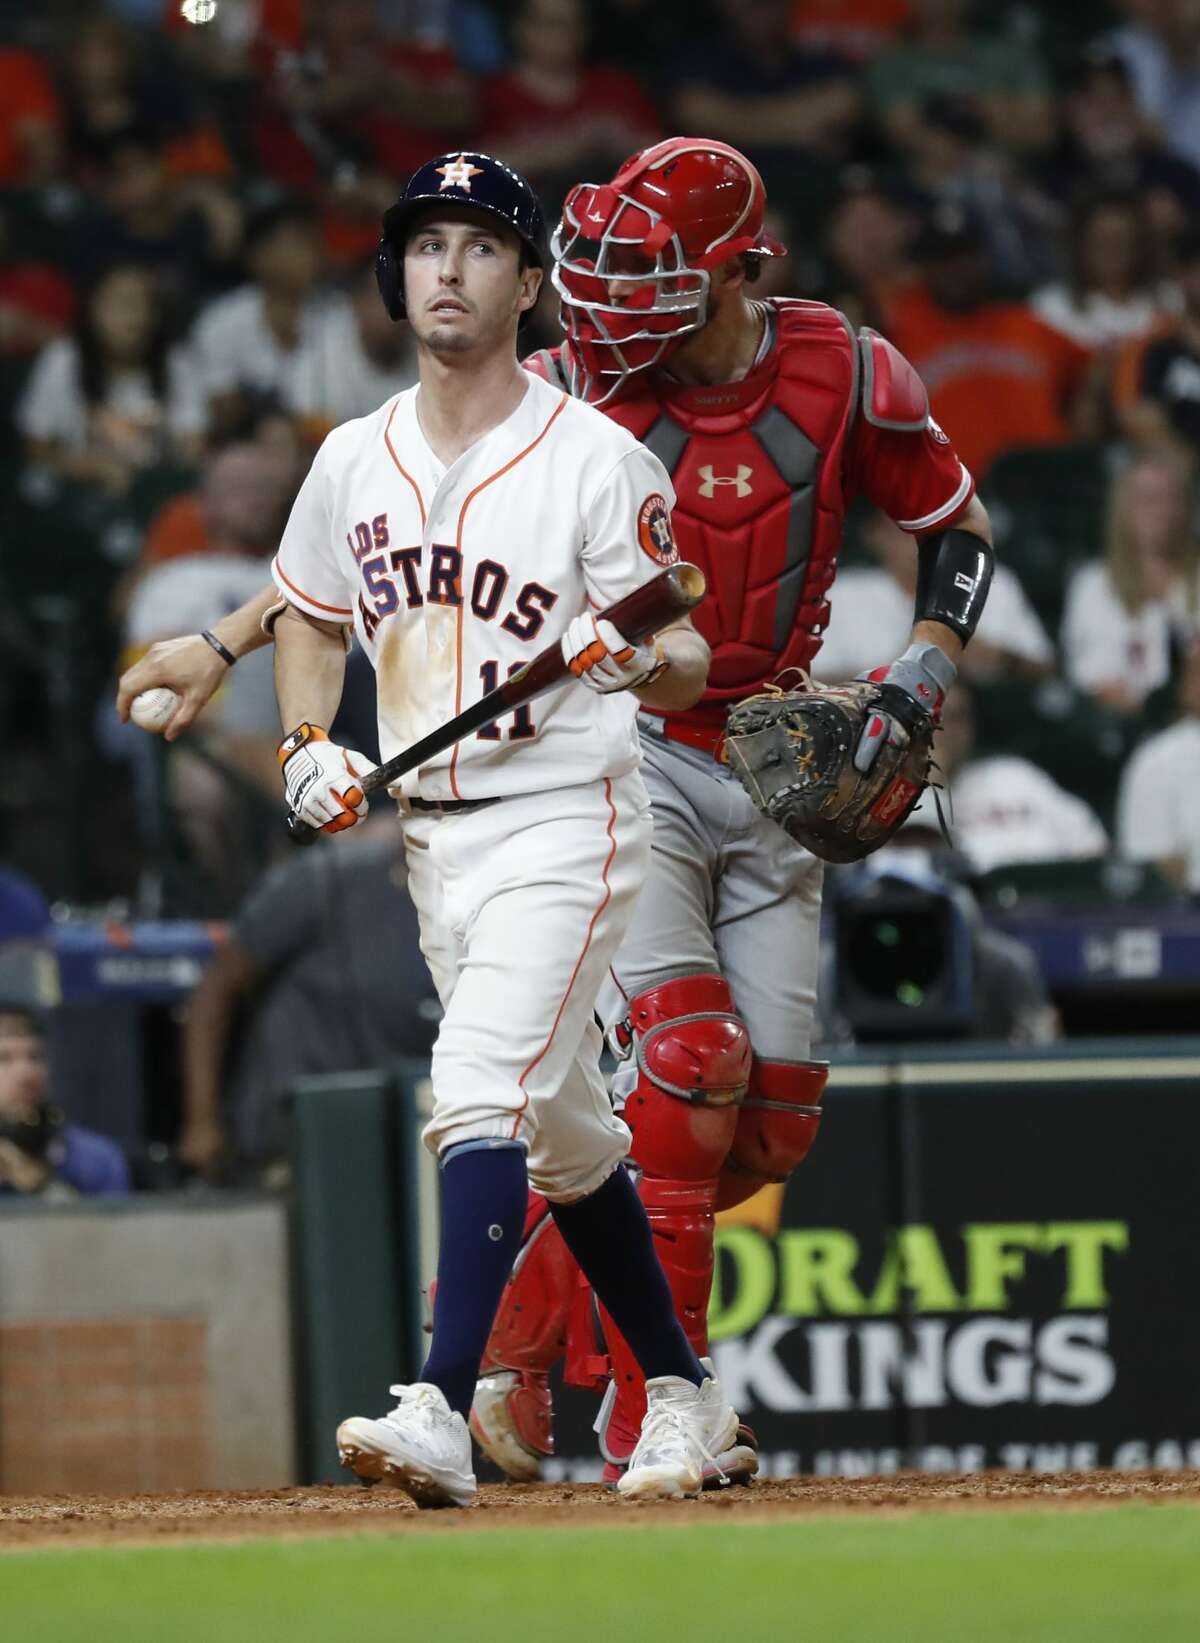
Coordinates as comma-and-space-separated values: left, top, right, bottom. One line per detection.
1, 0, 1199, 1181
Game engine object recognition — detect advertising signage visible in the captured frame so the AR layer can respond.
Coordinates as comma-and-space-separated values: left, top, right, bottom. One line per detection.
704, 1055, 1200, 1477
541, 1049, 1200, 1479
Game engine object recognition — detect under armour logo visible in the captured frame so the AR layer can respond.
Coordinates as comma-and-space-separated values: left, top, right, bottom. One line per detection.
437, 156, 484, 192
699, 465, 753, 498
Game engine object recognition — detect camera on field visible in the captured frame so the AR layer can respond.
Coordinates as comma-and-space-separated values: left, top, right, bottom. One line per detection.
829, 853, 977, 1042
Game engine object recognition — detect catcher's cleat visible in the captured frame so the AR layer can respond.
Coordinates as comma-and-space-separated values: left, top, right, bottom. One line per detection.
617, 1361, 741, 1501
469, 1368, 552, 1482
595, 1372, 759, 1490
337, 1382, 477, 1508
601, 1428, 760, 1491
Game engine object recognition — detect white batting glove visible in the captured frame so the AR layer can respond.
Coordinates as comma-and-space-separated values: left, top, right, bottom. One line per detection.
561, 615, 667, 695
278, 724, 376, 834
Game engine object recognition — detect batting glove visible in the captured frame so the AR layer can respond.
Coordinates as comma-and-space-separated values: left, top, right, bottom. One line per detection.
853, 640, 957, 773
561, 614, 667, 695
278, 724, 375, 834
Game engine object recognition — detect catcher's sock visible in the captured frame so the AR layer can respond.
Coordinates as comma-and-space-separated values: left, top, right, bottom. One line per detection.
550, 1165, 704, 1387
420, 1142, 528, 1420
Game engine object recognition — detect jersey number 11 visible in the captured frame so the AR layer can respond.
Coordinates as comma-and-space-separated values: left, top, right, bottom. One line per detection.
476, 660, 537, 741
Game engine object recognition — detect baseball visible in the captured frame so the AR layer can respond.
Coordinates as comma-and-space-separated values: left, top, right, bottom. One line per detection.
180, 0, 218, 24
130, 687, 180, 734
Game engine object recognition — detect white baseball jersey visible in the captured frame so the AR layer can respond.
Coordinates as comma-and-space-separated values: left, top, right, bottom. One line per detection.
272, 370, 678, 800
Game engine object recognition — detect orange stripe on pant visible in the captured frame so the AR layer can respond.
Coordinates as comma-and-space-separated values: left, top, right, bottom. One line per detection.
511, 776, 619, 1141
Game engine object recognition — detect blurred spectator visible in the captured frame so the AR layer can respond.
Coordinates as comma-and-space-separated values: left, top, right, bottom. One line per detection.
818, 166, 918, 328
73, 117, 242, 307
1031, 188, 1177, 352
900, 90, 1059, 289
190, 195, 327, 433
0, 867, 49, 945
285, 257, 417, 439
0, 45, 64, 186
670, 0, 861, 176
254, 0, 476, 191
1116, 636, 1200, 894
178, 820, 439, 1178
17, 263, 205, 497
125, 437, 294, 591
1039, 45, 1200, 259
481, 0, 659, 194
0, 205, 75, 358
791, 0, 912, 64
588, 0, 721, 82
123, 440, 292, 747
903, 685, 1109, 873
60, 15, 231, 183
121, 441, 296, 896
0, 1004, 129, 1198
140, 395, 308, 566
0, 866, 53, 1012
881, 205, 1094, 480
869, 0, 1054, 157
164, 0, 305, 89
1113, 226, 1200, 458
813, 508, 1054, 684
1061, 450, 1200, 716
1107, 0, 1200, 174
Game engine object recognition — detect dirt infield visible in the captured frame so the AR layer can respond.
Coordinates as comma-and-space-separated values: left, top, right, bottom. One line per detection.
2, 1470, 1198, 1550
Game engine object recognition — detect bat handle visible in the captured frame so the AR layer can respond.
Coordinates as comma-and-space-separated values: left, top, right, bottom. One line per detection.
287, 811, 320, 847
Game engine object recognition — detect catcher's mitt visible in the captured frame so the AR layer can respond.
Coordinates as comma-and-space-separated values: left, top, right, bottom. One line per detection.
722, 674, 937, 863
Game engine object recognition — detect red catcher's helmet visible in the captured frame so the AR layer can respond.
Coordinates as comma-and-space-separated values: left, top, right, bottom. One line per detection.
551, 137, 785, 405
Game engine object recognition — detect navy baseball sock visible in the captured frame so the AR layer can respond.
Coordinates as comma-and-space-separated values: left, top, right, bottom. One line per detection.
419, 1141, 529, 1421
550, 1165, 705, 1387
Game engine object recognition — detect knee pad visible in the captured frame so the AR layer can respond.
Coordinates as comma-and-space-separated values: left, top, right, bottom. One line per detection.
618, 973, 751, 1180
480, 1190, 578, 1376
716, 1059, 828, 1212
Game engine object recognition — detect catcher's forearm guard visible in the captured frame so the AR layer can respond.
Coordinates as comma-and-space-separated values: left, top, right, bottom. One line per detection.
914, 528, 993, 644
723, 677, 936, 863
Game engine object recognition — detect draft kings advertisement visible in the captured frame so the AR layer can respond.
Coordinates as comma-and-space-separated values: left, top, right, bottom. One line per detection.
705, 1067, 1200, 1477
544, 1058, 1200, 1479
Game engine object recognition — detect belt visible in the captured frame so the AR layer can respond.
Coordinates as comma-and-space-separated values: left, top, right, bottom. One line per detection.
408, 795, 503, 815
644, 716, 726, 761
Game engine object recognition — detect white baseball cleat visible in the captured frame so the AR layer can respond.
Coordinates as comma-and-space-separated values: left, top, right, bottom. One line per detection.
336, 1382, 477, 1508
594, 1375, 759, 1490
617, 1359, 740, 1502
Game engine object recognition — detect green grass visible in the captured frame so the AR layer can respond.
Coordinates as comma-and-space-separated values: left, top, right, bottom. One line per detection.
5, 1507, 1198, 1643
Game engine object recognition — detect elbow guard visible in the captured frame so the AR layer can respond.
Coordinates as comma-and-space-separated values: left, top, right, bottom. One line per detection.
914, 528, 994, 644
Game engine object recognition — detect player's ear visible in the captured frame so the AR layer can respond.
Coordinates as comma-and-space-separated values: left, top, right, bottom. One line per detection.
713, 257, 746, 293
518, 264, 543, 316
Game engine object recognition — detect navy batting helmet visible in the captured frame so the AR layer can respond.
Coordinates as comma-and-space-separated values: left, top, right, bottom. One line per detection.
376, 151, 547, 325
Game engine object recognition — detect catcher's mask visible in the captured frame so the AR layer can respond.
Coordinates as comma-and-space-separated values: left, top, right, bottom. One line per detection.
552, 137, 785, 405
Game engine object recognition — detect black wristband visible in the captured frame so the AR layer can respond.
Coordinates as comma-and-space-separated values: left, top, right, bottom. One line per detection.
201, 628, 237, 668
913, 528, 994, 645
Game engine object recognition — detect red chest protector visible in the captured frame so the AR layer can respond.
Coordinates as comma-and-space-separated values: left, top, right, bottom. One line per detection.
531, 298, 870, 744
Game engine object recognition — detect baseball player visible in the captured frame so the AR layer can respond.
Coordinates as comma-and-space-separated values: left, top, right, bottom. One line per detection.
115, 140, 995, 1488
468, 137, 995, 1487
264, 150, 732, 1509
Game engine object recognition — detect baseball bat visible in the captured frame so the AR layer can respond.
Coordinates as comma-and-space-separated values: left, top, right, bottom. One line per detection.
286, 561, 706, 844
